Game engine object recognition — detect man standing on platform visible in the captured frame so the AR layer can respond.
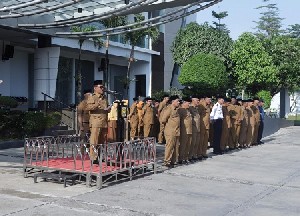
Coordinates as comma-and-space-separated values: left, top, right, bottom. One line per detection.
77, 89, 92, 142
210, 96, 224, 154
158, 95, 169, 144
86, 80, 110, 163
161, 95, 180, 167
128, 97, 139, 140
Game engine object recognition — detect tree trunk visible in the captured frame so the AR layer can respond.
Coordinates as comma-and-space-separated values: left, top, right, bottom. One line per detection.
126, 45, 135, 99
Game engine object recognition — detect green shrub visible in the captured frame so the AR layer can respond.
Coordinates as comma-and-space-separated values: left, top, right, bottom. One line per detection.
178, 52, 228, 96
0, 96, 18, 109
45, 112, 61, 128
257, 90, 272, 109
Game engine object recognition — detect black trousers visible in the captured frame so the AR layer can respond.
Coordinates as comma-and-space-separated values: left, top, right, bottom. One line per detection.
257, 121, 264, 143
213, 119, 223, 153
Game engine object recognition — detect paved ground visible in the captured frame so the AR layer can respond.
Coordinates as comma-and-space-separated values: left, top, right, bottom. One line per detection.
0, 126, 300, 216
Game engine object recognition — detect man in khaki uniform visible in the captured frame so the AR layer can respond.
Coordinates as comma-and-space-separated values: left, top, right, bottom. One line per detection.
77, 89, 92, 141
220, 98, 231, 152
161, 95, 180, 167
252, 97, 261, 145
178, 97, 192, 164
189, 96, 201, 161
142, 97, 155, 137
158, 95, 169, 144
239, 99, 250, 148
228, 96, 242, 149
86, 80, 110, 162
246, 99, 255, 146
136, 100, 144, 137
198, 96, 211, 158
107, 102, 118, 142
128, 97, 139, 140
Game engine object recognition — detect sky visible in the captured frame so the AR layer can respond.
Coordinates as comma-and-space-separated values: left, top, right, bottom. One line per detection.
195, 0, 300, 40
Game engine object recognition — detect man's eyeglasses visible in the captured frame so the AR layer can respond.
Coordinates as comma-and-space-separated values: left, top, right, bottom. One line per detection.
96, 85, 104, 89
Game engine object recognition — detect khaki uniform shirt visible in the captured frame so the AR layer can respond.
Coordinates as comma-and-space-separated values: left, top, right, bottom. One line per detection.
77, 99, 90, 123
222, 106, 231, 129
161, 105, 180, 136
198, 103, 211, 130
241, 106, 250, 126
86, 93, 109, 128
189, 105, 201, 133
129, 103, 139, 124
178, 107, 192, 135
143, 104, 155, 125
228, 104, 243, 125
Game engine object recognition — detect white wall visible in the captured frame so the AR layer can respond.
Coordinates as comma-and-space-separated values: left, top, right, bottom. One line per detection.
0, 43, 29, 97
10, 50, 29, 97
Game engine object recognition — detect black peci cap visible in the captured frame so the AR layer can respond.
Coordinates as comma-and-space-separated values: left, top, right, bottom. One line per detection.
83, 89, 92, 94
93, 80, 103, 86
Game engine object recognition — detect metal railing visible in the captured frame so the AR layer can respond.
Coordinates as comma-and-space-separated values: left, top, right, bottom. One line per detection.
23, 135, 157, 189
42, 92, 76, 130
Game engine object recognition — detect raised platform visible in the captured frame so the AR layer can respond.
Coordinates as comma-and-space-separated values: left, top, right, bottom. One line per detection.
24, 135, 157, 189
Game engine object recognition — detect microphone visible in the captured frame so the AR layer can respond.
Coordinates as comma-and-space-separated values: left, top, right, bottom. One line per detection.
104, 89, 118, 94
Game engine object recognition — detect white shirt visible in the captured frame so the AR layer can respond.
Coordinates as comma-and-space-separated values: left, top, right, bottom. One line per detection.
210, 102, 224, 120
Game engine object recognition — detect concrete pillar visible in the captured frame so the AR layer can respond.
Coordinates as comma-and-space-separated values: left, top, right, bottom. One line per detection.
34, 47, 60, 101
279, 88, 290, 118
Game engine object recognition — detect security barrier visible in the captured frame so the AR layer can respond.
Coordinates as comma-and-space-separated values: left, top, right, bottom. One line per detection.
24, 135, 157, 189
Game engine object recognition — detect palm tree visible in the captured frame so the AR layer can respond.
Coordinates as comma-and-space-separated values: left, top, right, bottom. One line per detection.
71, 25, 103, 104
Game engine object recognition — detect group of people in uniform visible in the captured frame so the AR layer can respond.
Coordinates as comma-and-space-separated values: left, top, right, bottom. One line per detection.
77, 80, 265, 166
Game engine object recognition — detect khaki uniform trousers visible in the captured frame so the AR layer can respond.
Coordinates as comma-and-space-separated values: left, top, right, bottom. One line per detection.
144, 124, 153, 137
89, 127, 107, 160
179, 133, 192, 161
130, 121, 139, 139
229, 124, 241, 148
252, 122, 260, 145
158, 123, 165, 143
199, 129, 209, 157
239, 123, 249, 147
220, 127, 230, 151
164, 135, 180, 165
246, 124, 254, 146
190, 131, 200, 159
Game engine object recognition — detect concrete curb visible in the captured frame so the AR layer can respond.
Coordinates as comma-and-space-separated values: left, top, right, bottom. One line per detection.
0, 140, 23, 150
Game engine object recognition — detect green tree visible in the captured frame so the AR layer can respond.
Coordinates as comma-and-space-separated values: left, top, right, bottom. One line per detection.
287, 24, 300, 38
178, 53, 228, 96
171, 22, 233, 67
257, 90, 272, 109
267, 36, 300, 94
254, 0, 284, 39
71, 25, 103, 104
212, 10, 229, 34
230, 32, 278, 95
123, 14, 159, 98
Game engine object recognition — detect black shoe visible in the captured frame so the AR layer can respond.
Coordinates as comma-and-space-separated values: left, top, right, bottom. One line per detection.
164, 163, 174, 168
202, 155, 208, 159
178, 161, 183, 165
185, 160, 190, 165
198, 156, 203, 161
93, 159, 99, 165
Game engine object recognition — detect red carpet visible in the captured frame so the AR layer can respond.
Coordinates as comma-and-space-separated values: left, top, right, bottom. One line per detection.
34, 157, 150, 174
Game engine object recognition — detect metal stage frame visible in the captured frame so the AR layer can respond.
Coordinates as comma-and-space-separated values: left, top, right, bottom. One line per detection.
24, 135, 157, 189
